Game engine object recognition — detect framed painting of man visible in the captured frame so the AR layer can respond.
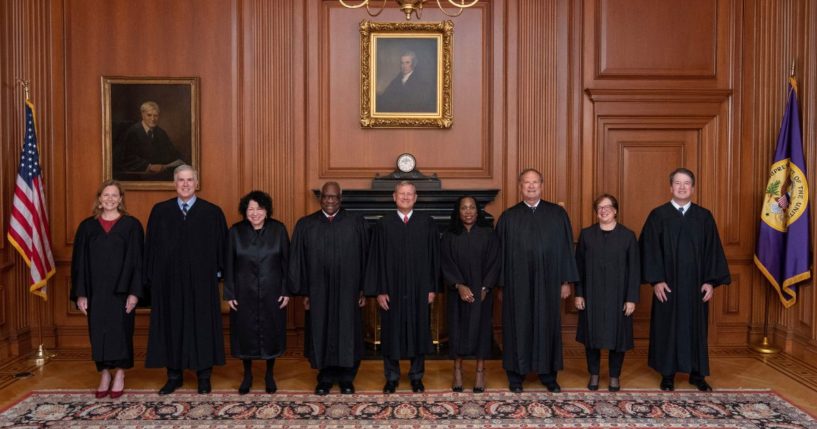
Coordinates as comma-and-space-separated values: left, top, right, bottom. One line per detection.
102, 76, 200, 190
360, 20, 453, 128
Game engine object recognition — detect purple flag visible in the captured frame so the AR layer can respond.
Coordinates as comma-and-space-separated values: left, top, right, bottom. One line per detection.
754, 77, 811, 308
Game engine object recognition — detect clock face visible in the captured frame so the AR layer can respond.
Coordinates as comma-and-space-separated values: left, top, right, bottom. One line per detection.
397, 153, 416, 173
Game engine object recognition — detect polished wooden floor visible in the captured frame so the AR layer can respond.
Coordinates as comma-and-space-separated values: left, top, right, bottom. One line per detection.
2, 347, 817, 416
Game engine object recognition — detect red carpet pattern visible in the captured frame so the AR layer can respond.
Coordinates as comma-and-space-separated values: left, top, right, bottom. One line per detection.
1, 389, 814, 428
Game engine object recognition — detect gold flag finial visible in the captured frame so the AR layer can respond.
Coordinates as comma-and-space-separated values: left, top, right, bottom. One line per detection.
16, 79, 31, 100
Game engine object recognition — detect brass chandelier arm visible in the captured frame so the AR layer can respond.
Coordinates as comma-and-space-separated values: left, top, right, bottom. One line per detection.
339, 0, 388, 17
437, 0, 479, 17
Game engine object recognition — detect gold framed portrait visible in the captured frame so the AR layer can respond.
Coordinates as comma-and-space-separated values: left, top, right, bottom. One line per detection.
360, 20, 454, 128
101, 76, 200, 190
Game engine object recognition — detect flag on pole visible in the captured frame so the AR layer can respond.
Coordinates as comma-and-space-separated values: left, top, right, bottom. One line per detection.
6, 99, 56, 300
754, 77, 811, 308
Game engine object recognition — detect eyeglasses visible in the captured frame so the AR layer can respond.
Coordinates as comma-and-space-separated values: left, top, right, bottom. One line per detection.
597, 205, 615, 212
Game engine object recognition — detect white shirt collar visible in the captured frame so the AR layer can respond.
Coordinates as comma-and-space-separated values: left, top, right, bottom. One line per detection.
524, 200, 540, 209
401, 71, 413, 84
398, 210, 413, 220
178, 196, 197, 210
322, 210, 336, 219
670, 200, 691, 212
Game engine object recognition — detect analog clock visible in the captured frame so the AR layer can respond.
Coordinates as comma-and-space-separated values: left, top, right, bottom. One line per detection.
397, 153, 417, 173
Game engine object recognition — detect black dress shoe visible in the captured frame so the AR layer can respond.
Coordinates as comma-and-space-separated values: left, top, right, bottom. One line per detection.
660, 376, 674, 391
411, 379, 425, 393
544, 381, 561, 393
452, 385, 463, 393
339, 382, 355, 394
314, 382, 332, 395
690, 377, 712, 392
608, 377, 621, 392
197, 379, 211, 394
383, 380, 398, 394
158, 379, 182, 395
265, 380, 277, 394
509, 384, 523, 393
472, 386, 485, 393
238, 377, 252, 395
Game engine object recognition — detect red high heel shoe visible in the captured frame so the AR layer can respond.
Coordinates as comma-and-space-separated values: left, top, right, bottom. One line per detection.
109, 389, 124, 399
95, 389, 109, 399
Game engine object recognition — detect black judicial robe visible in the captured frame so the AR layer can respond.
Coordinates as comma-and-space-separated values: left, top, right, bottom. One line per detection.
70, 215, 144, 367
575, 224, 640, 352
496, 201, 579, 375
224, 219, 289, 360
639, 203, 731, 376
144, 198, 227, 371
441, 226, 500, 359
364, 212, 440, 359
289, 210, 368, 369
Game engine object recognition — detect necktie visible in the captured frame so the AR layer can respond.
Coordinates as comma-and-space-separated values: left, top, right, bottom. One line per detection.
182, 202, 189, 218
403, 214, 409, 224
678, 206, 685, 215
328, 215, 334, 223
530, 205, 536, 214
147, 129, 154, 140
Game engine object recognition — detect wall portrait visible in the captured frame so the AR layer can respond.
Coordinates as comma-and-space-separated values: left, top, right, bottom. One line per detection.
102, 76, 199, 190
360, 20, 453, 128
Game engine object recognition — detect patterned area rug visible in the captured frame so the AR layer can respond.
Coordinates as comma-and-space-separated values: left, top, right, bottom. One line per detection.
1, 389, 815, 428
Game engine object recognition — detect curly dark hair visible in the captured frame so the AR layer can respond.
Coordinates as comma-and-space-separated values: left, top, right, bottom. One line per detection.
448, 195, 490, 234
238, 190, 273, 220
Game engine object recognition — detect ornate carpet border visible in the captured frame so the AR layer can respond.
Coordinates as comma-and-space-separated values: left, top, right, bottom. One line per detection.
1, 389, 815, 428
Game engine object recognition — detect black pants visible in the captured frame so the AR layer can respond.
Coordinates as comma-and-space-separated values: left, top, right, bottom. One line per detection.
167, 367, 211, 381
318, 362, 361, 384
384, 355, 425, 382
585, 347, 626, 377
506, 370, 556, 386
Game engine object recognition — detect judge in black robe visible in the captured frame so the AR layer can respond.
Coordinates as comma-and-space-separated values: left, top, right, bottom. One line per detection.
496, 169, 579, 393
224, 190, 290, 394
289, 182, 368, 395
70, 180, 143, 397
441, 196, 500, 393
574, 194, 640, 392
144, 166, 227, 395
639, 168, 731, 392
364, 181, 440, 394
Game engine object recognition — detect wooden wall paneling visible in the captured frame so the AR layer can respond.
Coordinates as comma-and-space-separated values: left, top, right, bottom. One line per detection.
584, 0, 734, 90
596, 0, 717, 79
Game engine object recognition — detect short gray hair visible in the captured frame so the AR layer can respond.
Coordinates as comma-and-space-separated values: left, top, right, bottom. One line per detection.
173, 164, 198, 181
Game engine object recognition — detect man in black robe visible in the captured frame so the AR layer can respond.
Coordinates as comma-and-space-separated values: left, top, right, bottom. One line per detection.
496, 168, 579, 393
365, 181, 439, 394
144, 165, 228, 395
640, 167, 730, 392
289, 182, 368, 395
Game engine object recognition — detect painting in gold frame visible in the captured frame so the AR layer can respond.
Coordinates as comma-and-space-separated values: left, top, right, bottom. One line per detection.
101, 76, 200, 190
360, 20, 453, 128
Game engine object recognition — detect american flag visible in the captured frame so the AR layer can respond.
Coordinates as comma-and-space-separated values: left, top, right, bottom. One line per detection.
6, 100, 56, 300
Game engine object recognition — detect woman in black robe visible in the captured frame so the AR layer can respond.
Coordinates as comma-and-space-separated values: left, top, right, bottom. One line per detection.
224, 190, 290, 394
70, 180, 143, 399
574, 194, 640, 391
441, 196, 500, 393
